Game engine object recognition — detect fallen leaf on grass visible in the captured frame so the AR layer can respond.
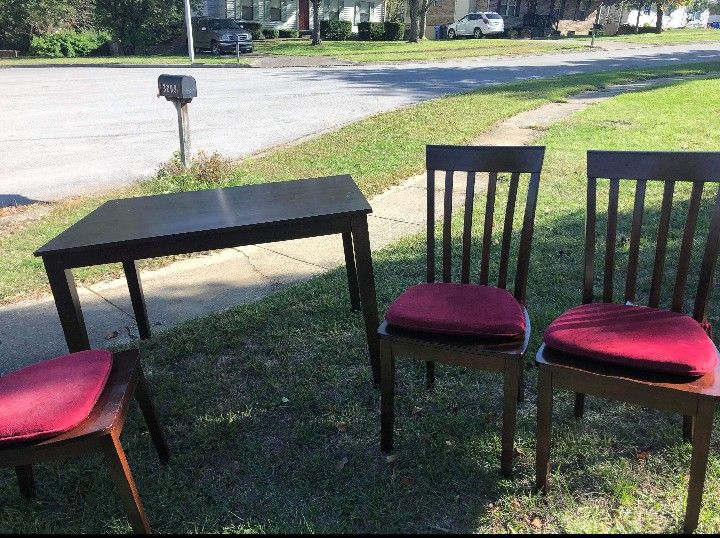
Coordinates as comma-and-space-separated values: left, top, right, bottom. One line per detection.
411, 406, 423, 418
636, 449, 651, 461
400, 476, 415, 487
280, 397, 290, 404
104, 330, 119, 340
336, 456, 348, 471
529, 515, 543, 529
336, 421, 348, 432
445, 440, 454, 447
386, 454, 398, 464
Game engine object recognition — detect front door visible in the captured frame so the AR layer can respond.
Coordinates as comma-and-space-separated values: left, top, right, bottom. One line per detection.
299, 0, 310, 31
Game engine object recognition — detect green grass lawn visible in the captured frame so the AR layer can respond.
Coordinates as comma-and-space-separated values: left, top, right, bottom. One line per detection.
0, 54, 250, 66
253, 37, 584, 62
583, 27, 720, 44
1, 62, 719, 306
1, 76, 718, 533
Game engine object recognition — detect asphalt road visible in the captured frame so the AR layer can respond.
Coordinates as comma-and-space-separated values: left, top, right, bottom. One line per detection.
2, 42, 720, 207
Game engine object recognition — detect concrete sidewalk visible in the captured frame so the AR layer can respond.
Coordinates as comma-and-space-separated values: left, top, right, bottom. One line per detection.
0, 77, 688, 373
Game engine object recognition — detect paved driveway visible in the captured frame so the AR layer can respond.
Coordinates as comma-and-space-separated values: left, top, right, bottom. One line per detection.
1, 42, 720, 206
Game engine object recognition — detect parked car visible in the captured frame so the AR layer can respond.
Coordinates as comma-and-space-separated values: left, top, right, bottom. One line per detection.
192, 18, 253, 55
447, 12, 504, 39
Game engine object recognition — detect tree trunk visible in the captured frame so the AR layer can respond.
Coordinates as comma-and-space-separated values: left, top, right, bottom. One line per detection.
419, 0, 430, 40
311, 0, 321, 45
635, 7, 641, 32
655, 5, 663, 33
408, 0, 419, 42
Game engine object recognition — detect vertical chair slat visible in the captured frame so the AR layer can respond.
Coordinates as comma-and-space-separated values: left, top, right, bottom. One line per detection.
513, 172, 540, 303
603, 179, 620, 303
479, 172, 498, 285
649, 181, 675, 308
427, 169, 436, 283
583, 178, 597, 304
624, 180, 647, 304
672, 182, 704, 312
442, 170, 454, 283
693, 185, 720, 322
498, 172, 520, 289
460, 171, 477, 284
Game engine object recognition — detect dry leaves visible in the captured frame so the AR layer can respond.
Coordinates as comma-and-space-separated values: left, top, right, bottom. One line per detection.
386, 454, 399, 464
411, 406, 423, 418
104, 330, 119, 340
336, 421, 348, 432
336, 456, 348, 471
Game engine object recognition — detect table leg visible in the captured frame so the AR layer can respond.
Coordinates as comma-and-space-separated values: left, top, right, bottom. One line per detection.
123, 260, 152, 340
350, 214, 380, 386
43, 257, 89, 353
342, 231, 361, 312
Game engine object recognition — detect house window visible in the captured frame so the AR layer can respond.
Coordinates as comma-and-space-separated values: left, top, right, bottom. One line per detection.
574, 0, 590, 20
355, 1, 374, 23
498, 0, 519, 17
324, 0, 341, 20
269, 0, 282, 21
239, 0, 253, 20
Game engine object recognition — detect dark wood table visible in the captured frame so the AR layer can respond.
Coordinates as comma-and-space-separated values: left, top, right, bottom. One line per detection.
35, 175, 381, 384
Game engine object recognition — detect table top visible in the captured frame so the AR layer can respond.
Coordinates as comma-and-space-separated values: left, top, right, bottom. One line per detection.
36, 175, 371, 256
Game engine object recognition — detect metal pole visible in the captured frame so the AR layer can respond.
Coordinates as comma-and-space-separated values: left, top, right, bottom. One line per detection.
236, 41, 240, 63
184, 0, 195, 64
174, 100, 191, 168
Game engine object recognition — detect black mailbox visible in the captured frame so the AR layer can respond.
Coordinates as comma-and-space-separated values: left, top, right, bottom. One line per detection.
157, 75, 197, 102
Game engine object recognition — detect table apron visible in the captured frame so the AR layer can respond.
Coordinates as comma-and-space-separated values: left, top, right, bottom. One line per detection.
43, 215, 355, 269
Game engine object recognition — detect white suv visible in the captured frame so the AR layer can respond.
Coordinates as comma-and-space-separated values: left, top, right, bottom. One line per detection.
447, 12, 505, 39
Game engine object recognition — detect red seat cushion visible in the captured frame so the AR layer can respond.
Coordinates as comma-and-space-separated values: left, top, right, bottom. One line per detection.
385, 283, 526, 338
544, 303, 718, 376
0, 350, 113, 446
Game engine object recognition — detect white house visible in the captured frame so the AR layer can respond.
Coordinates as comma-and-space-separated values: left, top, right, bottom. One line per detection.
618, 4, 710, 30
198, 0, 385, 33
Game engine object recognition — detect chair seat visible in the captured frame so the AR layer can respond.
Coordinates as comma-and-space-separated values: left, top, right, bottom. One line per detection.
543, 303, 718, 376
385, 283, 526, 338
0, 350, 113, 446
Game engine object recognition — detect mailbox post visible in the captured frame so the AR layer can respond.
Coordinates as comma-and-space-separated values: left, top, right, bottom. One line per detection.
158, 74, 197, 168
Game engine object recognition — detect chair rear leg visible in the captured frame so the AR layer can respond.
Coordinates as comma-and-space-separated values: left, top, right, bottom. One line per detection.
134, 366, 170, 464
683, 415, 694, 443
102, 434, 151, 534
425, 361, 435, 389
380, 342, 396, 453
517, 360, 525, 403
535, 368, 553, 493
573, 392, 585, 419
15, 465, 35, 499
684, 400, 714, 534
501, 360, 520, 478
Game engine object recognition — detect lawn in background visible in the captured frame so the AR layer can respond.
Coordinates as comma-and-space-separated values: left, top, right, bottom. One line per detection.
1, 76, 718, 533
253, 37, 584, 62
1, 62, 719, 305
0, 54, 252, 66
585, 27, 720, 44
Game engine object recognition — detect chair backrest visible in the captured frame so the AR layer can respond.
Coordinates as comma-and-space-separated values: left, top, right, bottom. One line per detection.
425, 145, 545, 303
584, 150, 720, 323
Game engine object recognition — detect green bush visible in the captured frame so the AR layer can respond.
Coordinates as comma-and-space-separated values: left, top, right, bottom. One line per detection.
320, 20, 352, 40
278, 29, 299, 38
383, 21, 405, 41
241, 22, 264, 40
358, 21, 385, 41
29, 29, 111, 58
262, 28, 280, 39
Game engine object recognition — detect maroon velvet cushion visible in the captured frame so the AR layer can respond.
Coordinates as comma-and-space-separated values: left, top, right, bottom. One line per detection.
0, 350, 113, 446
544, 303, 718, 376
385, 283, 526, 338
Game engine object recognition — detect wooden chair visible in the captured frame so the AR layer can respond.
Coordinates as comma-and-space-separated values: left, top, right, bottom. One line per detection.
379, 145, 545, 477
535, 150, 720, 533
0, 349, 169, 533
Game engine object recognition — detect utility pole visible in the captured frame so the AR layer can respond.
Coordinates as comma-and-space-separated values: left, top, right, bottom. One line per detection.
184, 0, 195, 63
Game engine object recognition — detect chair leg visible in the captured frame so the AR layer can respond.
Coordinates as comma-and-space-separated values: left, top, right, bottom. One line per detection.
683, 415, 695, 443
573, 392, 585, 419
15, 465, 35, 500
501, 360, 520, 478
134, 366, 170, 464
535, 368, 553, 493
102, 435, 152, 534
425, 361, 435, 389
380, 341, 395, 453
517, 360, 525, 403
684, 400, 715, 534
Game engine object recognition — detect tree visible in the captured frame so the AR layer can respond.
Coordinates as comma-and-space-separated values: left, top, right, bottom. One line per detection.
408, 0, 420, 42
418, 0, 432, 40
310, 0, 321, 45
0, 0, 88, 51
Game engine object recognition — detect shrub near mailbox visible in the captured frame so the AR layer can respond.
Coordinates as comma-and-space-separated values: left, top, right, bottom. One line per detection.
157, 75, 197, 102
